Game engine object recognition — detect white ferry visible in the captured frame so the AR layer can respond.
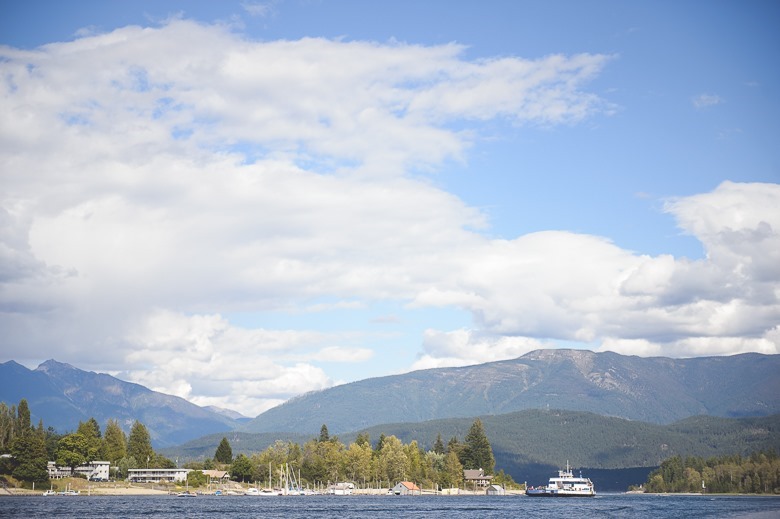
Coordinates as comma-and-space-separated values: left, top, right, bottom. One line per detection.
525, 462, 595, 497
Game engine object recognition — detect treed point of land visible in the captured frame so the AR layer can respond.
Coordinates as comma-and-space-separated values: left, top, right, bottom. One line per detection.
2, 398, 779, 494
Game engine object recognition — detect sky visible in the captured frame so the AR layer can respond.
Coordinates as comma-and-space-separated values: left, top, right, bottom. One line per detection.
1, 0, 779, 418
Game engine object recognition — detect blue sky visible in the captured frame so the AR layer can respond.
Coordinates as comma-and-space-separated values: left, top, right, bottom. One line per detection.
1, 1, 778, 417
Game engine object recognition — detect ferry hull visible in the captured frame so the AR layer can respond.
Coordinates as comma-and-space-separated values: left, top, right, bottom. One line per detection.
525, 489, 595, 497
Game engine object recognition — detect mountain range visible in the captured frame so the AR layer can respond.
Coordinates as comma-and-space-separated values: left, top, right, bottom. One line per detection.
0, 359, 244, 446
242, 349, 780, 434
162, 410, 780, 490
2, 349, 778, 450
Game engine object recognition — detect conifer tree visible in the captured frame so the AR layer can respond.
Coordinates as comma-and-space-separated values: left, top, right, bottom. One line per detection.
462, 419, 495, 474
16, 399, 31, 431
127, 420, 154, 468
433, 433, 445, 455
10, 420, 48, 483
103, 419, 127, 465
215, 437, 233, 464
318, 424, 330, 443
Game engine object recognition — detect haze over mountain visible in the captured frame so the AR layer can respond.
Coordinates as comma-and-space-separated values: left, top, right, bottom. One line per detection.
242, 349, 780, 434
0, 359, 240, 447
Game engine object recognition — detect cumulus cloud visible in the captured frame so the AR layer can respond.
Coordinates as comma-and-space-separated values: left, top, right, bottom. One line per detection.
410, 181, 780, 365
411, 329, 548, 370
0, 19, 776, 416
118, 309, 357, 415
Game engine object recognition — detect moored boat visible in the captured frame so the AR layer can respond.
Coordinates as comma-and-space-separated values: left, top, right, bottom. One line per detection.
525, 462, 595, 497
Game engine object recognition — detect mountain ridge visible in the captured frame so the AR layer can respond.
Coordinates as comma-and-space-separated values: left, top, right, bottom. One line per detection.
242, 349, 780, 434
0, 359, 240, 447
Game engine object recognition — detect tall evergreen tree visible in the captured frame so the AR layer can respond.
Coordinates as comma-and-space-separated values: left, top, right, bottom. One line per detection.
103, 419, 127, 465
43, 425, 61, 462
447, 436, 462, 458
214, 437, 233, 464
16, 399, 31, 432
433, 433, 445, 455
127, 420, 154, 468
10, 422, 48, 483
462, 419, 495, 474
318, 424, 330, 443
375, 433, 386, 456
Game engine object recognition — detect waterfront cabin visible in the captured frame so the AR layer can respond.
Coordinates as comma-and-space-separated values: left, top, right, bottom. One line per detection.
391, 481, 421, 495
463, 468, 493, 489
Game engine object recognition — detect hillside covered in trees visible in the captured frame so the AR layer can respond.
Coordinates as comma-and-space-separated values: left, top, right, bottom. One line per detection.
219, 420, 512, 491
1, 399, 179, 485
644, 451, 779, 494
243, 351, 780, 434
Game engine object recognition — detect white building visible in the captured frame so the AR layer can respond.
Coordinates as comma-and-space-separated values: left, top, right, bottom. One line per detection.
127, 468, 191, 483
326, 482, 354, 495
486, 484, 506, 495
391, 481, 421, 495
48, 461, 110, 481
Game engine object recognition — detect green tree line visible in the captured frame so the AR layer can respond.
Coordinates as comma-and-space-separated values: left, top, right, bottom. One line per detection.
223, 419, 515, 490
1, 399, 176, 484
645, 450, 780, 494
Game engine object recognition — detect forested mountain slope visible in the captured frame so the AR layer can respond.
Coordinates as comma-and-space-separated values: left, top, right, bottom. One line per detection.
243, 349, 780, 434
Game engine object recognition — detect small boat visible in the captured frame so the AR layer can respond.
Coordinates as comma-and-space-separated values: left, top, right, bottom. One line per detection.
176, 491, 197, 497
59, 490, 80, 496
525, 462, 595, 497
42, 489, 57, 496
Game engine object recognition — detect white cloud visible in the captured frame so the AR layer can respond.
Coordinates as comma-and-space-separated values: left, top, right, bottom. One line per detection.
241, 1, 276, 18
0, 20, 777, 416
119, 309, 342, 416
409, 182, 780, 366
411, 329, 547, 370
692, 93, 723, 108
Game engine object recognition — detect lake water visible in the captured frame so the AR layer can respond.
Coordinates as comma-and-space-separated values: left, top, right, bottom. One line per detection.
2, 494, 779, 518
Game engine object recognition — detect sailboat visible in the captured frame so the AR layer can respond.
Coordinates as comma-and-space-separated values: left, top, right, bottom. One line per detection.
176, 479, 197, 497
246, 463, 278, 496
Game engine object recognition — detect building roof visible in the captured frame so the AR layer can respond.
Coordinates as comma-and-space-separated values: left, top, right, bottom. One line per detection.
463, 469, 493, 480
397, 481, 421, 491
202, 470, 229, 479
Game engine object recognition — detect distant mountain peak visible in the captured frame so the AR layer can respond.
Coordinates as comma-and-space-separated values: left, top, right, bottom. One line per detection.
35, 358, 79, 374
204, 405, 250, 421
